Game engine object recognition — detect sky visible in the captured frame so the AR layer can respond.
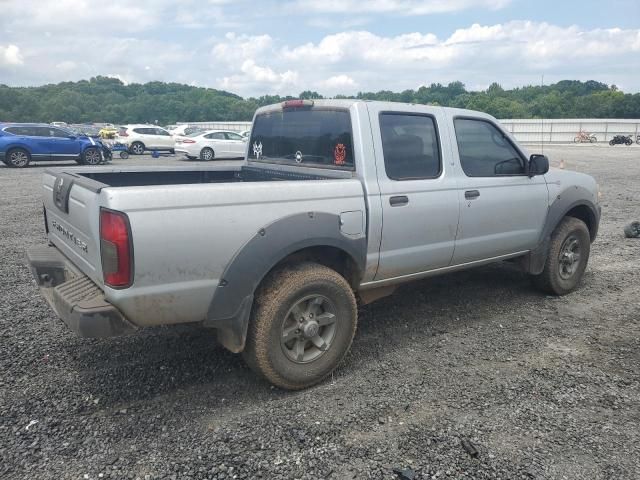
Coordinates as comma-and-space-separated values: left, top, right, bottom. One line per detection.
1, 0, 639, 97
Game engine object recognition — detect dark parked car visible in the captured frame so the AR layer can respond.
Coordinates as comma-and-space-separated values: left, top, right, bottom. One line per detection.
0, 123, 105, 167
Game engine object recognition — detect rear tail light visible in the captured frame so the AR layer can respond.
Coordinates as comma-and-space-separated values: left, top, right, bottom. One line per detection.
182, 139, 196, 144
100, 208, 133, 288
282, 99, 314, 109
119, 129, 129, 137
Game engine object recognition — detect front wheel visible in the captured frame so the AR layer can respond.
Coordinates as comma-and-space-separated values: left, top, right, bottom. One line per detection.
609, 140, 615, 146
573, 136, 581, 143
589, 135, 597, 143
243, 263, 358, 390
625, 139, 632, 146
532, 217, 591, 295
82, 147, 102, 165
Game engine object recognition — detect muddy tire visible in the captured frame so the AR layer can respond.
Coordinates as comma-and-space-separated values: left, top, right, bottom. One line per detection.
243, 262, 357, 390
532, 217, 591, 295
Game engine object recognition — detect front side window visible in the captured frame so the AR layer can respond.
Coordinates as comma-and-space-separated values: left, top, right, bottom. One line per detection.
454, 118, 525, 177
380, 113, 441, 180
248, 108, 354, 170
51, 128, 72, 138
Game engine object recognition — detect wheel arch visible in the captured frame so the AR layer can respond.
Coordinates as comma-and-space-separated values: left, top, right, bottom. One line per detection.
203, 212, 367, 353
524, 196, 600, 275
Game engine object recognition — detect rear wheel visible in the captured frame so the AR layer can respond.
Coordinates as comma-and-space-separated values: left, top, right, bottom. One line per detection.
130, 142, 145, 155
589, 135, 597, 143
82, 147, 102, 165
573, 136, 581, 143
7, 148, 30, 168
243, 263, 358, 390
532, 217, 590, 295
609, 140, 615, 146
200, 147, 214, 161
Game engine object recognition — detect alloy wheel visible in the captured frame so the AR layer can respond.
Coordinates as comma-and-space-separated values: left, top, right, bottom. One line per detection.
280, 294, 338, 364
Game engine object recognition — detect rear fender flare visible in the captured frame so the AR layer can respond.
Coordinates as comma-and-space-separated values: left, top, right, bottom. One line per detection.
204, 212, 367, 353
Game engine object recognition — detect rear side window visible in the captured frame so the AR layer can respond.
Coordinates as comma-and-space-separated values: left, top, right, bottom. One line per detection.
5, 126, 37, 136
155, 128, 170, 136
454, 118, 525, 177
248, 108, 354, 170
205, 132, 225, 140
380, 113, 441, 180
225, 132, 243, 141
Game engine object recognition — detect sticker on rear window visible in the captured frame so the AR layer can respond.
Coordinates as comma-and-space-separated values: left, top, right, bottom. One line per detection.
253, 141, 263, 160
334, 143, 346, 165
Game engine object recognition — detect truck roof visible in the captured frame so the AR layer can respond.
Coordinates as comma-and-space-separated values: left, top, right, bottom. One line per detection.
254, 99, 493, 120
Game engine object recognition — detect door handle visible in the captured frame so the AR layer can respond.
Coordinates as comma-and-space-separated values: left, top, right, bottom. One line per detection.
390, 195, 409, 207
464, 190, 480, 200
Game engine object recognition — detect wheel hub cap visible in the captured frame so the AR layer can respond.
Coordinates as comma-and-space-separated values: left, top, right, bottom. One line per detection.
280, 294, 338, 364
558, 235, 581, 280
302, 320, 319, 338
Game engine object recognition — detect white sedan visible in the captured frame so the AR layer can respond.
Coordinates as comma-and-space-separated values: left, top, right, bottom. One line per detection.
174, 130, 247, 160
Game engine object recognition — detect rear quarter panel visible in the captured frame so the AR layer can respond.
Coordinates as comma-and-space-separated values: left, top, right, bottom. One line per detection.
101, 179, 366, 327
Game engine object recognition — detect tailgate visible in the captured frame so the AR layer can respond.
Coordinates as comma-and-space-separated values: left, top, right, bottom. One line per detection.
43, 171, 104, 287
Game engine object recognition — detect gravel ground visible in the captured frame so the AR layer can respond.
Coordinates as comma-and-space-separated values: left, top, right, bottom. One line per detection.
1, 146, 639, 480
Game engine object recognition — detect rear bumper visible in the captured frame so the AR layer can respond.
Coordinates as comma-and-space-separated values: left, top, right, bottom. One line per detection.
27, 245, 137, 338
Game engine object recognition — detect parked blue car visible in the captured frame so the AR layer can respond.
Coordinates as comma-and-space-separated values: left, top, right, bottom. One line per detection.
0, 123, 105, 168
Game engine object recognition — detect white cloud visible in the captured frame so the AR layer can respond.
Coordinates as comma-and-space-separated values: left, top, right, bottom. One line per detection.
319, 75, 358, 90
293, 0, 511, 15
0, 44, 23, 66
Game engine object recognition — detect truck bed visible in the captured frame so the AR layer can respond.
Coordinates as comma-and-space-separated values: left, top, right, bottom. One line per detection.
71, 164, 352, 189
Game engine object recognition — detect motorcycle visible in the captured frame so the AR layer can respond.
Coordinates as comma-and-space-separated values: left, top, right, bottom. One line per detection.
609, 135, 633, 146
574, 131, 597, 143
636, 134, 640, 145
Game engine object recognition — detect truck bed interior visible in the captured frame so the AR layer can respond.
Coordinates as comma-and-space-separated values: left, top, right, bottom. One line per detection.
76, 165, 340, 188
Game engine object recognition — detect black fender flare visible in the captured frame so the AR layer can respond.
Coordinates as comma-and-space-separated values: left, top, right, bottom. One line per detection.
204, 211, 367, 353
525, 186, 600, 275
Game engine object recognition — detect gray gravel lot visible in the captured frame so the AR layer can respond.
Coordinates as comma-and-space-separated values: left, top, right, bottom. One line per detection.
1, 147, 639, 479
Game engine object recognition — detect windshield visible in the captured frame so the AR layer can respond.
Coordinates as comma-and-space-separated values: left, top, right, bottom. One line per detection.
248, 108, 354, 170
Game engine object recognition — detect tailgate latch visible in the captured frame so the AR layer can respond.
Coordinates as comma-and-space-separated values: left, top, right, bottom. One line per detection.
53, 174, 74, 213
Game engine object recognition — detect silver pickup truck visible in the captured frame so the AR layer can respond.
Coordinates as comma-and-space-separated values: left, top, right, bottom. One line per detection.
28, 100, 601, 390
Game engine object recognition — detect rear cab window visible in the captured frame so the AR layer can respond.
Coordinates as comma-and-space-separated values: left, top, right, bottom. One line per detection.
380, 113, 441, 180
248, 106, 354, 170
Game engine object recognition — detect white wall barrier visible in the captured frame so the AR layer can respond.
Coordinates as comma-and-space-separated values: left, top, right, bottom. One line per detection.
499, 118, 640, 144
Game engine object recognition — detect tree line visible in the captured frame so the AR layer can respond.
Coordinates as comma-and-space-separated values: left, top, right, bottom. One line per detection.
0, 76, 638, 125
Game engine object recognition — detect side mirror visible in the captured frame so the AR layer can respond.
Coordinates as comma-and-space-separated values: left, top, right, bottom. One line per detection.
529, 154, 549, 177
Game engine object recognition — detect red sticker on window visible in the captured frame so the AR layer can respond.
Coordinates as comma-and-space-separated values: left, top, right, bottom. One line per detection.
334, 143, 346, 165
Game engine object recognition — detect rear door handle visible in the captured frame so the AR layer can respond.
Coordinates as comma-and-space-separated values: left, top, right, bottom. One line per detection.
465, 190, 480, 200
389, 195, 409, 207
